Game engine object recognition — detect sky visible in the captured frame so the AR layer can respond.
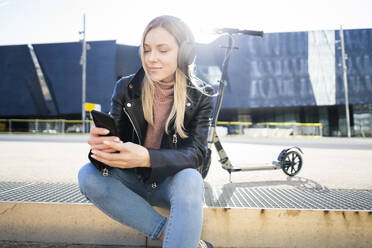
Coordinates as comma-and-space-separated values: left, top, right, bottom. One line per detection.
0, 0, 372, 46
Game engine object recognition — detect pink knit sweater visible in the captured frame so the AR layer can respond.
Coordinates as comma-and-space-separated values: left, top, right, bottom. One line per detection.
143, 81, 175, 149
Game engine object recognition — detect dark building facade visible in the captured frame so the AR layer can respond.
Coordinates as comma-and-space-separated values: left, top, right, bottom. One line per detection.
1, 28, 372, 136
196, 28, 372, 136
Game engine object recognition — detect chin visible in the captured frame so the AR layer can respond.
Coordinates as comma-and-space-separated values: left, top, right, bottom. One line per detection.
149, 74, 169, 82
148, 76, 162, 82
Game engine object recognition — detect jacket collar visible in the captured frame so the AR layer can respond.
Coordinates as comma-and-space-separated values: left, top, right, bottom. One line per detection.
126, 67, 203, 132
128, 67, 145, 97
128, 67, 196, 98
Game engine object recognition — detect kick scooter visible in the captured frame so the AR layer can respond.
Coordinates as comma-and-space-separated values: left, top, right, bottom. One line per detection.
201, 28, 303, 182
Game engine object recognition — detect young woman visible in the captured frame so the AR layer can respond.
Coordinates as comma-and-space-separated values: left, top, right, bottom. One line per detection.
78, 15, 214, 248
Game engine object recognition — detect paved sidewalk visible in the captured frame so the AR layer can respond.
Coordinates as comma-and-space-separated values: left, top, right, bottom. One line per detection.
0, 134, 371, 190
0, 240, 143, 247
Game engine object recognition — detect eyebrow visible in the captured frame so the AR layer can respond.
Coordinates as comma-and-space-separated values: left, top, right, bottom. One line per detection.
143, 43, 170, 48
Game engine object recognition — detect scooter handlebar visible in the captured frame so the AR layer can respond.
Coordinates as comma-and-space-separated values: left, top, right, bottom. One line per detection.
214, 28, 264, 37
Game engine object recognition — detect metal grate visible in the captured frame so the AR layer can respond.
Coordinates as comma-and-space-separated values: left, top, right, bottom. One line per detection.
0, 182, 89, 204
203, 185, 372, 210
1, 181, 371, 210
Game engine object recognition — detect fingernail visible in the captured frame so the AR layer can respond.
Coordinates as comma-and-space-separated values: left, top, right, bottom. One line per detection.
104, 129, 109, 134
103, 141, 111, 144
91, 150, 97, 154
114, 137, 120, 142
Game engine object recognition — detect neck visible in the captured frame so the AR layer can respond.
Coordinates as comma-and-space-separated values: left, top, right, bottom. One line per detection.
160, 73, 175, 84
159, 79, 175, 84
155, 80, 175, 90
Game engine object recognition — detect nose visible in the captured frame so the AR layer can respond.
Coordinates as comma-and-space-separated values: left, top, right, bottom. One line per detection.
147, 51, 158, 62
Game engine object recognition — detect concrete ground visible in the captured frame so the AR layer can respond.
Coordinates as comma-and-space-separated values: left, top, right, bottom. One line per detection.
1, 134, 372, 190
1, 134, 372, 247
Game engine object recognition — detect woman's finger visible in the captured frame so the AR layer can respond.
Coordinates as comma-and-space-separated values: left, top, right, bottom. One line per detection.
90, 127, 110, 136
91, 143, 120, 151
91, 155, 126, 168
89, 136, 121, 146
91, 154, 113, 167
101, 148, 118, 153
91, 149, 121, 161
91, 153, 127, 168
103, 140, 124, 151
90, 144, 105, 150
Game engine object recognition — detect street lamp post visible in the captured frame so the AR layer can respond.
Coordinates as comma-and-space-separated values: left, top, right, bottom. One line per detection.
80, 14, 87, 133
339, 25, 351, 137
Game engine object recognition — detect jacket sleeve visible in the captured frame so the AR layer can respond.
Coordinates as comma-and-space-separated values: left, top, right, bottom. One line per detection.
145, 94, 213, 183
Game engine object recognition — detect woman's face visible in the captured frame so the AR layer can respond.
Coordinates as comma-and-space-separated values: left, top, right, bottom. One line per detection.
143, 27, 179, 82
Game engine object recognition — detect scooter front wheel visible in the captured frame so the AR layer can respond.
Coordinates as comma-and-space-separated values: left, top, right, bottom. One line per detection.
281, 151, 302, 176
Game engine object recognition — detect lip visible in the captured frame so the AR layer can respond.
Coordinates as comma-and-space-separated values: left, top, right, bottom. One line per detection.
148, 66, 162, 72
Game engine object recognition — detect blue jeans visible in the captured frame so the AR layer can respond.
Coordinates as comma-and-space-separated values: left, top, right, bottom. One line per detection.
78, 162, 204, 248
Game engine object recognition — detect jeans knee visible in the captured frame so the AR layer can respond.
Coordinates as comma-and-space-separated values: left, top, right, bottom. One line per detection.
78, 163, 105, 197
179, 168, 203, 191
172, 168, 204, 208
78, 163, 90, 194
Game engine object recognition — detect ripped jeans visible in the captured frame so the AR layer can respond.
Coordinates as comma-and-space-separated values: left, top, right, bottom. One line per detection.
78, 162, 204, 248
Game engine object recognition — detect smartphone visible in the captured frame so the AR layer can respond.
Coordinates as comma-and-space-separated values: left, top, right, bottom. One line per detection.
90, 110, 118, 136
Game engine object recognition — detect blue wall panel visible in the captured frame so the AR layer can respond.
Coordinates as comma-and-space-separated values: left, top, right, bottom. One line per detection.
0, 45, 41, 116
197, 32, 316, 108
115, 44, 141, 79
2, 28, 372, 117
33, 40, 116, 114
335, 29, 372, 105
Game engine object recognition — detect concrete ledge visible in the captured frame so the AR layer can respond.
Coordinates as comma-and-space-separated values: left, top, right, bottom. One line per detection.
1, 202, 372, 248
203, 208, 372, 248
0, 202, 160, 246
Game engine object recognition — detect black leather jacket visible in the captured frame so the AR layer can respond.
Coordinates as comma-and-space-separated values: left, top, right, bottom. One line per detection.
90, 68, 213, 185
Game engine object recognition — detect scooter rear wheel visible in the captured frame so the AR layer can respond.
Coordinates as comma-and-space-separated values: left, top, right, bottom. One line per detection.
281, 151, 302, 176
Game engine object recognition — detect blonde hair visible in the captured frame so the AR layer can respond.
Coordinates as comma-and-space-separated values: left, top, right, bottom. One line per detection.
140, 16, 195, 139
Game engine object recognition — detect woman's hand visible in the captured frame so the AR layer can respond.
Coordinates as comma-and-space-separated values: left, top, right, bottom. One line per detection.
88, 127, 121, 153
90, 141, 151, 169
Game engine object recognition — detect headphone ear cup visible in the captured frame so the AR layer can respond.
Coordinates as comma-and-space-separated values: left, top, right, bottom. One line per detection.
178, 41, 196, 71
138, 46, 142, 59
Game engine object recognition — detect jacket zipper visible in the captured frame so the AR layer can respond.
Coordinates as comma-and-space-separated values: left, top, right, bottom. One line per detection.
101, 106, 140, 177
123, 106, 141, 145
172, 133, 178, 149
123, 105, 158, 186
102, 168, 109, 176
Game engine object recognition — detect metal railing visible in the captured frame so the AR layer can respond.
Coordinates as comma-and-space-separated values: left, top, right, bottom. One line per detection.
216, 121, 323, 137
0, 119, 323, 137
0, 119, 92, 134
